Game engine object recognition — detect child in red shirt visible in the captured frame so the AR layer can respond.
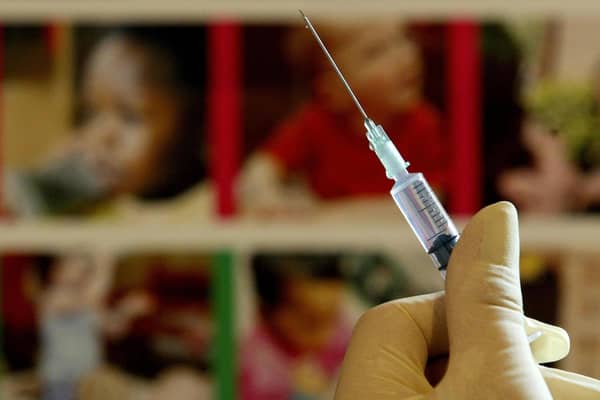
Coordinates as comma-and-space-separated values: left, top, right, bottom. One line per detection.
240, 21, 447, 211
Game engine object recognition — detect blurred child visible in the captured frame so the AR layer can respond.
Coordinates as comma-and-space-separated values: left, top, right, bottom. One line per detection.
241, 255, 351, 400
37, 255, 113, 400
240, 20, 447, 213
7, 26, 206, 218
36, 254, 155, 400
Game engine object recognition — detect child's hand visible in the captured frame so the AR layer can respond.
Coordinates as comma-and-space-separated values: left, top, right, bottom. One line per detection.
104, 291, 155, 338
334, 202, 600, 399
293, 358, 330, 396
239, 153, 317, 218
499, 123, 582, 213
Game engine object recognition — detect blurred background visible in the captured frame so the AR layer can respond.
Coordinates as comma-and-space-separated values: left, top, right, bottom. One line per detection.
1, 2, 600, 399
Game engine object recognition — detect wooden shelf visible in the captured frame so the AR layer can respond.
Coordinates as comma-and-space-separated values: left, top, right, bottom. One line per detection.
1, 0, 600, 22
0, 215, 598, 255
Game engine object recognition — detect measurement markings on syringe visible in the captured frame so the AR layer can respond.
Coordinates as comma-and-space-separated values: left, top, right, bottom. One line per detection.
419, 198, 433, 211
427, 230, 443, 240
418, 202, 447, 230
411, 181, 449, 235
415, 187, 428, 195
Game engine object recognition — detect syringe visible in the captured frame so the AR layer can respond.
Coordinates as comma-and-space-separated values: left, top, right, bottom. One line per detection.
299, 11, 545, 344
300, 11, 459, 279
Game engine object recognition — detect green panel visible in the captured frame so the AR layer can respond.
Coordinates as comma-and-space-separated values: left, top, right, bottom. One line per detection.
0, 256, 3, 373
213, 250, 235, 400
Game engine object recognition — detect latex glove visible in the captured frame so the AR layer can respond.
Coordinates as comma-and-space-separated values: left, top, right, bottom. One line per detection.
334, 202, 600, 399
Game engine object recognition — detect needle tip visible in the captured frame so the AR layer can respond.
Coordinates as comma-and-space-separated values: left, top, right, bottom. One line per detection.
297, 8, 370, 121
298, 9, 309, 29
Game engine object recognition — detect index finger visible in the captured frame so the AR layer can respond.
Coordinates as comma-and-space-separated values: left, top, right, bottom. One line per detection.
334, 292, 447, 400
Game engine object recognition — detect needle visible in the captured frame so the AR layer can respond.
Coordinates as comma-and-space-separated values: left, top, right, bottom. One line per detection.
298, 9, 370, 121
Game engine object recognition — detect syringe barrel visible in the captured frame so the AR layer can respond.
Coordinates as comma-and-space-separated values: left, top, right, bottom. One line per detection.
390, 173, 459, 276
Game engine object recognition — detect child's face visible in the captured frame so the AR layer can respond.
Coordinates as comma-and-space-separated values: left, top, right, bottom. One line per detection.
271, 277, 345, 352
78, 36, 182, 195
317, 22, 422, 120
51, 256, 91, 288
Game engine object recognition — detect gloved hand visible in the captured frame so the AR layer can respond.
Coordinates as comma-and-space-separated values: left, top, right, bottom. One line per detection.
334, 202, 600, 399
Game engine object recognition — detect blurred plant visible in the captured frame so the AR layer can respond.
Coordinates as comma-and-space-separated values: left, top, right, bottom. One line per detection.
525, 81, 600, 168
